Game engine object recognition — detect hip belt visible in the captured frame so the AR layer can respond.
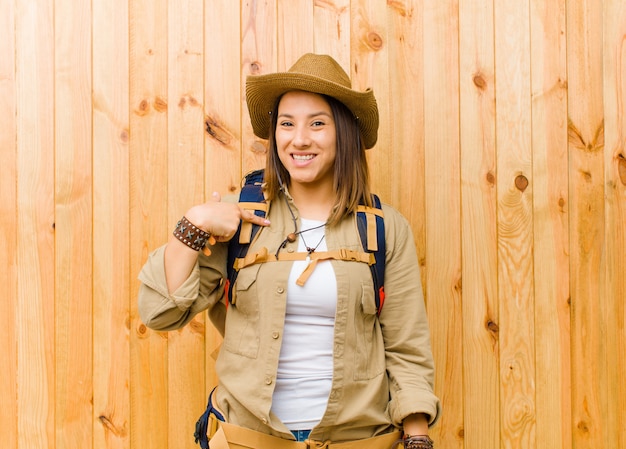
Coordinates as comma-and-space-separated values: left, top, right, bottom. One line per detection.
206, 418, 402, 449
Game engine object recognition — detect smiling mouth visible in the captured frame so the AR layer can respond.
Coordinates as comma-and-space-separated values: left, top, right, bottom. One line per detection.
292, 154, 315, 161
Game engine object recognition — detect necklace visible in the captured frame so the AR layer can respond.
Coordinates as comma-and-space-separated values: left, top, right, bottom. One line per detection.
276, 221, 326, 259
299, 226, 326, 256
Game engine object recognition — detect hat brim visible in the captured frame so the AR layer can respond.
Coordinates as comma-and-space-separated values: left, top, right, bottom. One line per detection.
246, 73, 379, 149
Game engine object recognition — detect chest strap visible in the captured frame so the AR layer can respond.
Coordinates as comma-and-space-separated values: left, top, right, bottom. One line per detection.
232, 247, 375, 291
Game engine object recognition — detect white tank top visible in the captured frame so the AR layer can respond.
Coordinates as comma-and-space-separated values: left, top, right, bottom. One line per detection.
271, 219, 337, 430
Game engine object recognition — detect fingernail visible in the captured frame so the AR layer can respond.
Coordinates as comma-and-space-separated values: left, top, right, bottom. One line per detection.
263, 219, 271, 225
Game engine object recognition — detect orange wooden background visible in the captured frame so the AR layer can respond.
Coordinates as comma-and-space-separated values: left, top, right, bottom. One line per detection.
1, 1, 625, 448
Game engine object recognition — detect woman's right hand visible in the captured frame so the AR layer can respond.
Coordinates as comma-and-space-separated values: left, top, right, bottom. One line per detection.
184, 192, 269, 242
164, 191, 270, 293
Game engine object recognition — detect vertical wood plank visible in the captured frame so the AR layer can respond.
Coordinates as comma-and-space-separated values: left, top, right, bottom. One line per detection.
387, 0, 426, 266
15, 0, 56, 446
167, 1, 206, 447
241, 0, 277, 173
314, 0, 350, 62
129, 0, 169, 447
422, 2, 463, 447
0, 1, 17, 447
351, 0, 390, 201
459, 1, 499, 448
277, 0, 314, 68
494, 0, 536, 447
54, 0, 94, 446
601, 0, 626, 446
529, 1, 571, 448
566, 0, 606, 446
204, 0, 242, 194
203, 0, 242, 391
92, 0, 130, 447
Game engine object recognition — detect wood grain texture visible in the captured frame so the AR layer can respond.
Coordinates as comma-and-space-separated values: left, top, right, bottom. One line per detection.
387, 0, 426, 268
54, 0, 94, 447
601, 0, 626, 446
15, 0, 56, 447
495, 0, 537, 447
0, 0, 17, 447
423, 1, 463, 447
203, 0, 242, 392
92, 0, 131, 448
530, 0, 571, 448
313, 0, 351, 64
459, 1, 499, 448
241, 0, 277, 173
567, 0, 607, 447
129, 0, 169, 447
167, 1, 207, 447
2, 2, 626, 448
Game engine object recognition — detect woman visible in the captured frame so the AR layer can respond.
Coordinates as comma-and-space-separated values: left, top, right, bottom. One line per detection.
138, 53, 440, 449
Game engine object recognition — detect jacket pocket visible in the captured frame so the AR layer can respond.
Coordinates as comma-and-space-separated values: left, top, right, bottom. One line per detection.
222, 264, 261, 358
353, 281, 385, 380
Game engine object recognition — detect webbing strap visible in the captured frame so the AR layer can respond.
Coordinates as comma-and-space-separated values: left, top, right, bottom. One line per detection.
356, 195, 386, 315
233, 248, 375, 270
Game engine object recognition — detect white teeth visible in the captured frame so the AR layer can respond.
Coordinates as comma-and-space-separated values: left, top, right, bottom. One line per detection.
293, 154, 314, 161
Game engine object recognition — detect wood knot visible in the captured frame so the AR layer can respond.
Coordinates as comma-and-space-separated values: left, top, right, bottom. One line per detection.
154, 96, 168, 112
98, 415, 126, 437
249, 61, 262, 74
486, 319, 499, 334
205, 115, 232, 145
618, 153, 626, 186
136, 99, 150, 116
367, 31, 383, 50
515, 174, 529, 192
486, 171, 496, 185
137, 324, 147, 336
178, 95, 200, 109
473, 73, 487, 91
119, 129, 129, 143
251, 141, 267, 154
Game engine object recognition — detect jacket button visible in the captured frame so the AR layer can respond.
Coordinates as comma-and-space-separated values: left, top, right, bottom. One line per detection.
272, 331, 280, 339
277, 287, 285, 294
265, 377, 272, 385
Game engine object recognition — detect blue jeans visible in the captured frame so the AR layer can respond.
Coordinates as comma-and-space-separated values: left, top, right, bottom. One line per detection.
291, 429, 312, 441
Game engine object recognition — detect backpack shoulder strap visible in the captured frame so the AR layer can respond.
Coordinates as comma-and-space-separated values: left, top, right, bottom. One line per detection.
356, 195, 386, 315
225, 169, 267, 305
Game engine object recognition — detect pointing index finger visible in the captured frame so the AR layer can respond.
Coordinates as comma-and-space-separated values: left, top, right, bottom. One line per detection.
241, 208, 271, 227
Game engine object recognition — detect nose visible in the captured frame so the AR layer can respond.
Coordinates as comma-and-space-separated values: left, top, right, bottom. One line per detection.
292, 125, 311, 147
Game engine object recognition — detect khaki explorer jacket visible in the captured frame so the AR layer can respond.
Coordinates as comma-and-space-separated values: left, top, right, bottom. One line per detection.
138, 192, 441, 443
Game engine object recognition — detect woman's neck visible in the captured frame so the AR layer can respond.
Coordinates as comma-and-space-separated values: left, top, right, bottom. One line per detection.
288, 182, 335, 221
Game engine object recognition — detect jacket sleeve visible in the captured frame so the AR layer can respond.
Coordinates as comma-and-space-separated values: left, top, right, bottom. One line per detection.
137, 240, 229, 335
379, 206, 441, 427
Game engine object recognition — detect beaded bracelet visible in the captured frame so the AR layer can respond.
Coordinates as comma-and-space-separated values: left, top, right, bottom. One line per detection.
173, 216, 211, 251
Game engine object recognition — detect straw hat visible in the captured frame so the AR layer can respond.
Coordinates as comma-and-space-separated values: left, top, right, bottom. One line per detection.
246, 53, 379, 149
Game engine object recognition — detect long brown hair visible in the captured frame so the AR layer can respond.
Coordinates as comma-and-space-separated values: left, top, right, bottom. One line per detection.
263, 93, 373, 226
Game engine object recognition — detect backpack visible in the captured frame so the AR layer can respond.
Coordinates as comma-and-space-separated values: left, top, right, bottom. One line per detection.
224, 169, 386, 315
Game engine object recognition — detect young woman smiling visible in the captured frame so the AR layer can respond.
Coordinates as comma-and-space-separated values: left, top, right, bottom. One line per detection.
138, 53, 440, 449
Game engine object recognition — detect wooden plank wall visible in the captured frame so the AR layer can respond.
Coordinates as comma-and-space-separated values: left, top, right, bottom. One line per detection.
1, 1, 624, 448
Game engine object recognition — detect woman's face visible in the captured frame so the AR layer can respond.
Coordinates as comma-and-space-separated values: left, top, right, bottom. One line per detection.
275, 91, 337, 190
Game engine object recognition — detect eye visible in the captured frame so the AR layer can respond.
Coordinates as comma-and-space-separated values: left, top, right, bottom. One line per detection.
311, 120, 325, 127
279, 120, 294, 127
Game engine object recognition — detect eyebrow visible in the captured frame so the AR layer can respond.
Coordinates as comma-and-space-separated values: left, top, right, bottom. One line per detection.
277, 111, 333, 119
